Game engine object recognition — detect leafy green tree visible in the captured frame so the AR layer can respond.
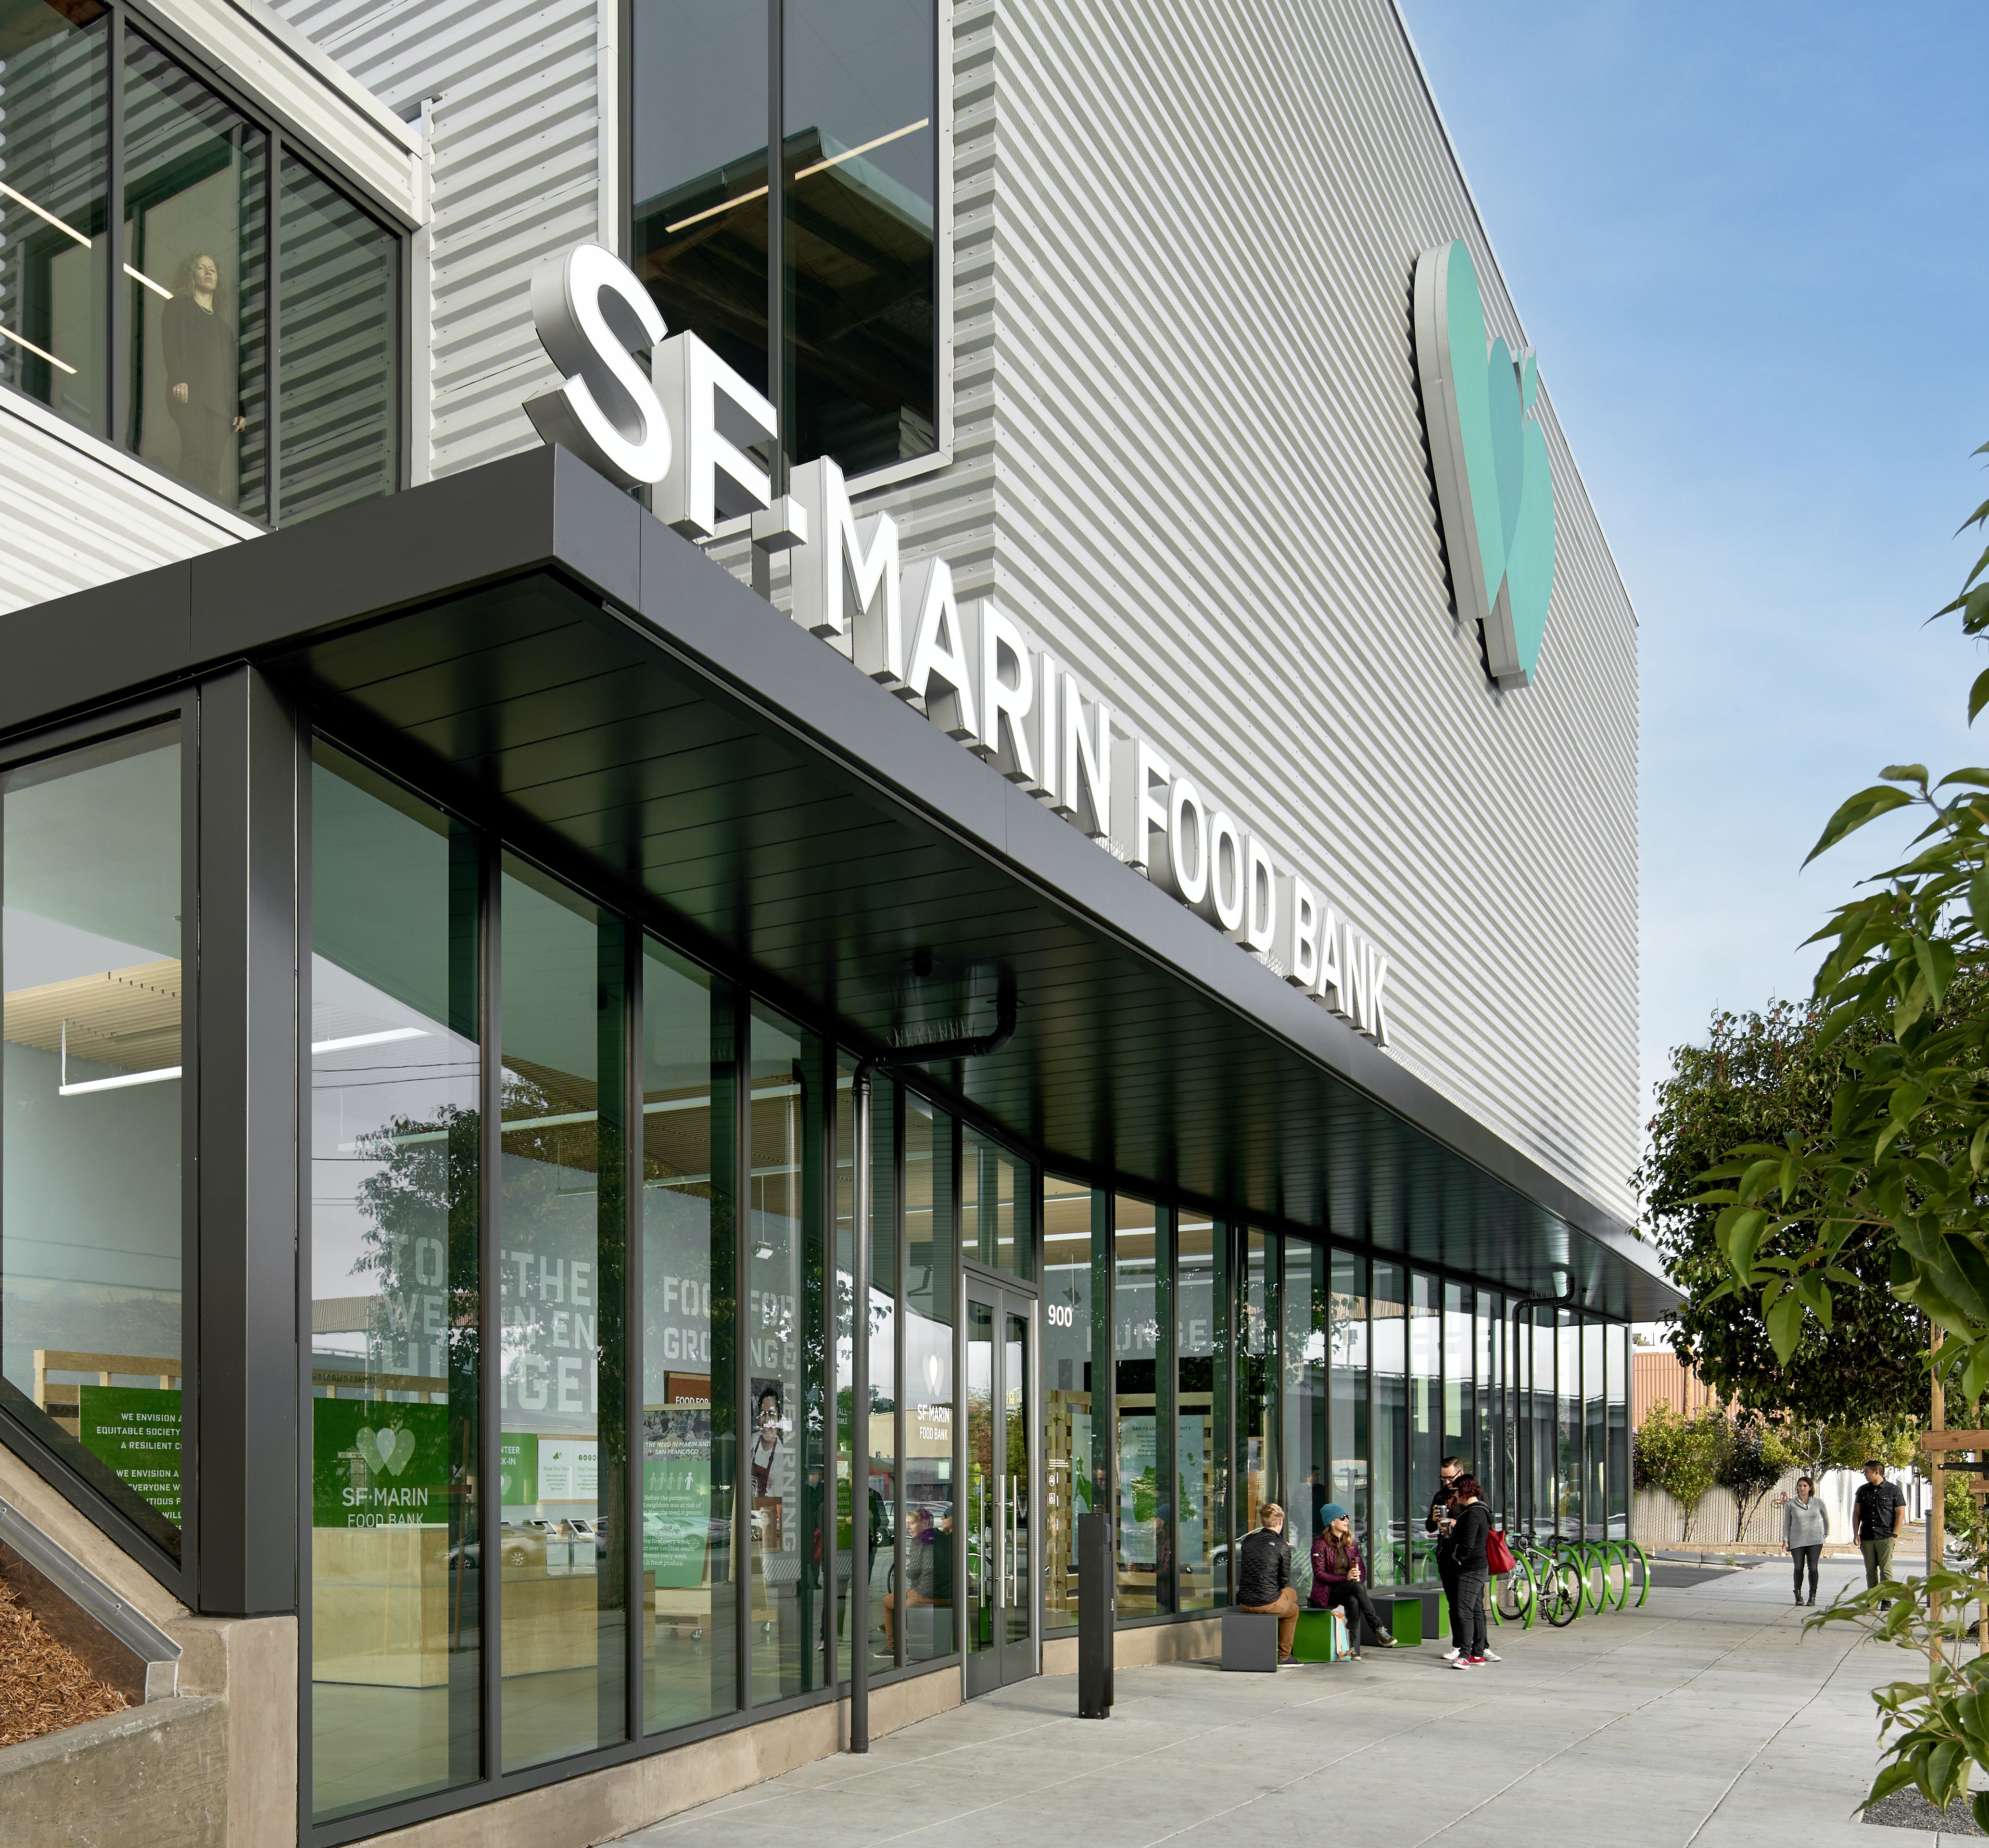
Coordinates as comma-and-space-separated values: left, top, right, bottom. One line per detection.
1634, 1402, 1729, 1543
1638, 1000, 1923, 1427
1717, 1418, 1802, 1544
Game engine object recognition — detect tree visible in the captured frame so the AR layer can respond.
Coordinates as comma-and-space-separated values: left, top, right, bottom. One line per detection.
1717, 1418, 1801, 1544
1637, 1000, 1924, 1427
1699, 448, 1989, 1823
1634, 1402, 1729, 1543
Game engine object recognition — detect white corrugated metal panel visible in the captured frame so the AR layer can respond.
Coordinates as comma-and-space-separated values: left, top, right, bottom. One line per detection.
0, 397, 255, 615
880, 0, 1642, 1223
146, 0, 422, 222
269, 0, 600, 480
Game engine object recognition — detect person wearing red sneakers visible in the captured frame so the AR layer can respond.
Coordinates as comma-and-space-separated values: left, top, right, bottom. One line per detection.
1440, 1476, 1492, 1668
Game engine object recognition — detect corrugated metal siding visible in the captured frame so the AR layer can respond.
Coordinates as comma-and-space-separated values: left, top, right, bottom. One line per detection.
858, 0, 1640, 1225
268, 0, 601, 480
0, 402, 253, 614
1632, 1350, 1724, 1430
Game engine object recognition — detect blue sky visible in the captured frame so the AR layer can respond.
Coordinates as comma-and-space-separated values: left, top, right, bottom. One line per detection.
1399, 2, 1989, 1132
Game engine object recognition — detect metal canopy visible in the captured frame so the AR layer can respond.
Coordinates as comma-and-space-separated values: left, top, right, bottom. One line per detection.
0, 444, 1677, 1320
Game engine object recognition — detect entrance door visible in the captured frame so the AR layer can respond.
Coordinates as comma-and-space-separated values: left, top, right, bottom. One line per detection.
965, 1285, 1035, 1694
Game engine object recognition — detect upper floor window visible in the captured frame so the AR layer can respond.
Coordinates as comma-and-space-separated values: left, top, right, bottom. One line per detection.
0, 0, 401, 523
632, 0, 938, 481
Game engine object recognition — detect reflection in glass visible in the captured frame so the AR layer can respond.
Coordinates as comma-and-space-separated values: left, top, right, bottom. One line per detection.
1003, 1310, 1030, 1650
1584, 1317, 1606, 1540
307, 746, 479, 1822
1475, 1291, 1502, 1526
898, 1094, 953, 1661
1557, 1309, 1581, 1534
1176, 1217, 1222, 1611
964, 1297, 993, 1658
640, 941, 738, 1736
1237, 1230, 1272, 1537
1329, 1253, 1369, 1561
1039, 1174, 1093, 1631
1, 725, 182, 1553
849, 1071, 895, 1673
279, 151, 397, 523
1527, 1308, 1555, 1538
123, 36, 266, 515
1114, 1197, 1164, 1617
747, 1004, 826, 1700
0, 0, 108, 435
1444, 1280, 1473, 1471
1371, 1264, 1405, 1585
832, 1053, 855, 1682
1408, 1271, 1439, 1582
962, 1125, 1029, 1281
1607, 1325, 1628, 1540
783, 0, 937, 472
631, 0, 770, 398
497, 859, 625, 1772
1280, 1239, 1324, 1605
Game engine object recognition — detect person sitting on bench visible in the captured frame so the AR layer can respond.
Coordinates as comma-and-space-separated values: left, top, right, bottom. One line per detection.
1237, 1502, 1300, 1664
1309, 1505, 1396, 1658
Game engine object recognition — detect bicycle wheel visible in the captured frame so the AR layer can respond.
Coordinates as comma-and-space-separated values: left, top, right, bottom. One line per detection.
1623, 1542, 1651, 1608
1496, 1555, 1536, 1629
1543, 1559, 1584, 1627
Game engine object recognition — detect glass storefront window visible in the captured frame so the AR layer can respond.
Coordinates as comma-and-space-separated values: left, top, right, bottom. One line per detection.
640, 942, 737, 1737
963, 1123, 1030, 1280
899, 1093, 954, 1662
1114, 1197, 1166, 1617
1329, 1253, 1369, 1557
1476, 1291, 1503, 1528
1557, 1309, 1581, 1535
0, 0, 108, 436
1039, 1173, 1096, 1632
1527, 1307, 1555, 1538
782, 0, 938, 472
1280, 1239, 1325, 1605
1607, 1325, 1629, 1540
496, 859, 626, 1771
2, 725, 184, 1556
123, 37, 267, 517
747, 1003, 827, 1699
1584, 1317, 1606, 1540
1443, 1280, 1472, 1472
278, 150, 399, 523
1237, 1229, 1273, 1538
1176, 1216, 1223, 1612
307, 744, 477, 1822
1407, 1271, 1439, 1582
1370, 1264, 1406, 1585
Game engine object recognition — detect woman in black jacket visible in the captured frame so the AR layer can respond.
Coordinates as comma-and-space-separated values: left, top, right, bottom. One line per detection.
1440, 1475, 1493, 1668
162, 252, 246, 501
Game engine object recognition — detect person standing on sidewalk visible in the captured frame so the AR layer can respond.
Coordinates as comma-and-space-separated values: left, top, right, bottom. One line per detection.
1853, 1460, 1907, 1602
1237, 1503, 1300, 1664
1441, 1476, 1493, 1668
1783, 1476, 1827, 1606
1426, 1456, 1467, 1658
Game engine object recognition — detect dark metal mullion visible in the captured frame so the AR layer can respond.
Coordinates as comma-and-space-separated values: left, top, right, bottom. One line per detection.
624, 926, 644, 1746
478, 842, 503, 1786
292, 716, 316, 1843
892, 1086, 905, 1669
177, 695, 199, 1591
732, 990, 751, 1715
766, 0, 785, 486
106, 5, 125, 445
820, 1039, 840, 1706
267, 131, 282, 524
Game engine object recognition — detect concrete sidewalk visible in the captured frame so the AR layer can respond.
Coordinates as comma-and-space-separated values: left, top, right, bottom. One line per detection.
613, 1554, 1926, 1848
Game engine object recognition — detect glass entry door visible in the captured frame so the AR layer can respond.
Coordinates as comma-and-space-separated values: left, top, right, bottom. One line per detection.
965, 1285, 1035, 1694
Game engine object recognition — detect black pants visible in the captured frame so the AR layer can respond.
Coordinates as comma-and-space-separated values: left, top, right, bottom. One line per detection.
1440, 1562, 1463, 1649
1321, 1579, 1386, 1647
1454, 1570, 1488, 1657
1791, 1544, 1821, 1601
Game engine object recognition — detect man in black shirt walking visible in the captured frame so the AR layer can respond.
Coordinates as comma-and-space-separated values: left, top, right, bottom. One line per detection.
1238, 1503, 1300, 1664
1854, 1460, 1908, 1600
1427, 1456, 1466, 1658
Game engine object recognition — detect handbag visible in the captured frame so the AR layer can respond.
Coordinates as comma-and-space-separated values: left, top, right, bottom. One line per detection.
1331, 1608, 1351, 1658
1486, 1528, 1515, 1574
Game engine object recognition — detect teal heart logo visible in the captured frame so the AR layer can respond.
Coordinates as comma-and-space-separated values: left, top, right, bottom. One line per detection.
1414, 240, 1557, 687
355, 1425, 415, 1477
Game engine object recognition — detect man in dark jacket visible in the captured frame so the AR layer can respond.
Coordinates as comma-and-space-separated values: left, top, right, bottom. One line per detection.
1238, 1503, 1299, 1663
1853, 1461, 1908, 1601
1426, 1456, 1466, 1657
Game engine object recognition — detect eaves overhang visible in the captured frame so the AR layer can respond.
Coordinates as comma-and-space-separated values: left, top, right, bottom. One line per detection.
0, 445, 1679, 1321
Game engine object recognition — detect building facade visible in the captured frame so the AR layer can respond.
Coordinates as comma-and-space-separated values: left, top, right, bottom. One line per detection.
0, 1, 1670, 1842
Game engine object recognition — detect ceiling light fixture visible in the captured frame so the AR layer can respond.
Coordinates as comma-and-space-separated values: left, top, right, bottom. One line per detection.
663, 115, 931, 235
58, 1021, 179, 1095
0, 180, 90, 248
0, 322, 75, 375
312, 1026, 427, 1055
123, 262, 172, 301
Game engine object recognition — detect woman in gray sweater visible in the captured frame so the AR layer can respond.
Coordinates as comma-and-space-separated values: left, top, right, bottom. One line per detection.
1784, 1477, 1828, 1605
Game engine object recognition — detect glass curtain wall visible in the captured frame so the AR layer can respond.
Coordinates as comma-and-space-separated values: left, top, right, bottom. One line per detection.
1281, 1239, 1325, 1605
1443, 1282, 1472, 1473
1040, 1174, 1098, 1632
1176, 1215, 1224, 1611
495, 858, 626, 1772
1114, 1197, 1167, 1617
630, 0, 938, 480
963, 1123, 1029, 1280
1237, 1230, 1273, 1536
1328, 1253, 1369, 1559
1475, 1292, 1502, 1527
307, 746, 479, 1823
639, 941, 736, 1737
2, 725, 185, 1552
899, 1092, 955, 1663
1584, 1318, 1606, 1540
1407, 1273, 1440, 1582
1607, 1324, 1629, 1540
745, 1004, 827, 1700
1556, 1309, 1581, 1535
1370, 1265, 1406, 1584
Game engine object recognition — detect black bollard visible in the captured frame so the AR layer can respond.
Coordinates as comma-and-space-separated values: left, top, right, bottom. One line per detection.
1078, 1510, 1114, 1718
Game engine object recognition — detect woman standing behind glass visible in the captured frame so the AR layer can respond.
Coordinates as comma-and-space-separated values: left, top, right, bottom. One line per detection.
1784, 1476, 1827, 1606
163, 252, 245, 501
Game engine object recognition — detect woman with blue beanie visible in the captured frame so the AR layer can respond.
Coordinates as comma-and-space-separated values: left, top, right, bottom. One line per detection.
1309, 1504, 1395, 1658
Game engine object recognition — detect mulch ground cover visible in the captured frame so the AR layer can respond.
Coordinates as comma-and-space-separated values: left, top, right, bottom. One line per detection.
0, 1577, 128, 1748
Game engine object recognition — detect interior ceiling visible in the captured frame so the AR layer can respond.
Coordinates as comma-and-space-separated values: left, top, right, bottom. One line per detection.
268, 570, 1672, 1322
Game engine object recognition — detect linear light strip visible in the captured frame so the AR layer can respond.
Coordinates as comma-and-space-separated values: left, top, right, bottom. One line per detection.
60, 1065, 181, 1096
123, 262, 172, 301
312, 1027, 426, 1055
0, 180, 91, 248
663, 115, 930, 235
0, 322, 76, 375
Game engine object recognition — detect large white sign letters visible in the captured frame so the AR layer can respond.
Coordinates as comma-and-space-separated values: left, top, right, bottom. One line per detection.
528, 244, 1395, 1047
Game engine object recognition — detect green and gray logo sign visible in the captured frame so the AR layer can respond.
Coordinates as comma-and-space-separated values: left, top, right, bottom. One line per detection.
1414, 239, 1557, 688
